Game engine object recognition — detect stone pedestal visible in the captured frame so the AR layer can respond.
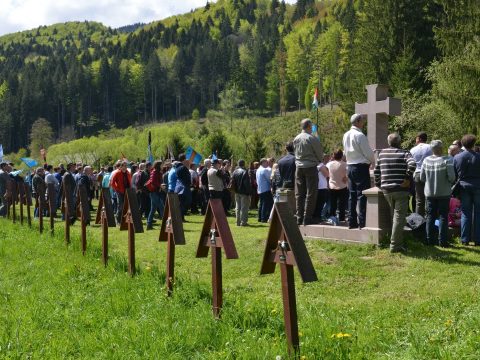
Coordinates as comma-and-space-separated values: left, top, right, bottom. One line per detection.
299, 187, 391, 245
363, 186, 391, 231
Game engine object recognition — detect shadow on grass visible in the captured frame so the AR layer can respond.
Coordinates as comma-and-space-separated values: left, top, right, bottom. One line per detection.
399, 235, 480, 266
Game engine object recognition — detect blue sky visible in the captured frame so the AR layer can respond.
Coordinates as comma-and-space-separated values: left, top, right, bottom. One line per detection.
0, 0, 297, 36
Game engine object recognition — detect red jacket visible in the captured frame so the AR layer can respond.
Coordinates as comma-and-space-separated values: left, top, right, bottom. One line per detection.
110, 169, 132, 194
149, 169, 163, 191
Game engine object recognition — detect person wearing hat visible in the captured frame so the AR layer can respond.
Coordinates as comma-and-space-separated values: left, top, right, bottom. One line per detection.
208, 159, 225, 204
293, 118, 323, 225
342, 113, 375, 229
420, 140, 455, 247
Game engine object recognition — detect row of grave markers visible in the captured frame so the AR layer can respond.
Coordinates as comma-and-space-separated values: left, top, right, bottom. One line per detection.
4, 180, 318, 357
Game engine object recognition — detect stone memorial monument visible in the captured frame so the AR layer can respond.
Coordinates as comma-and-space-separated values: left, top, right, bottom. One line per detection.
300, 84, 401, 244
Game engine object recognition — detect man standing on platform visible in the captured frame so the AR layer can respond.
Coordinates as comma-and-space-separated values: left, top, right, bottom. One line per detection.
343, 114, 375, 229
374, 133, 416, 253
293, 118, 323, 225
410, 132, 432, 216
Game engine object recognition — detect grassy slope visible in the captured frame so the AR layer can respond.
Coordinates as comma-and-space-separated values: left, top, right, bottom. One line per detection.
1, 209, 480, 359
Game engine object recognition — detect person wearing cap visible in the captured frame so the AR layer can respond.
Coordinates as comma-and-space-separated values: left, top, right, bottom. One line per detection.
342, 113, 375, 229
0, 162, 10, 217
374, 133, 416, 253
293, 118, 323, 225
420, 140, 455, 247
410, 131, 433, 216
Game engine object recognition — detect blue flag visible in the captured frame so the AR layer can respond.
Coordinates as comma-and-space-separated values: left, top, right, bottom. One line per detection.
211, 151, 218, 161
20, 158, 38, 168
147, 144, 154, 164
312, 124, 321, 141
185, 146, 203, 165
0, 144, 3, 162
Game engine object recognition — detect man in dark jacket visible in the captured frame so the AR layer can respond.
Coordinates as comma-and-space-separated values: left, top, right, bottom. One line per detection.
232, 159, 252, 226
32, 167, 46, 218
277, 141, 296, 189
175, 153, 192, 220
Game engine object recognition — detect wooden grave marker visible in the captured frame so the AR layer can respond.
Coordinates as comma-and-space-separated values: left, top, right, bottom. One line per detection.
76, 184, 90, 255
24, 183, 32, 227
196, 198, 238, 319
35, 181, 46, 234
7, 180, 17, 224
120, 188, 144, 275
47, 183, 56, 235
260, 201, 318, 357
95, 189, 116, 266
159, 193, 186, 296
17, 181, 25, 225
62, 178, 74, 244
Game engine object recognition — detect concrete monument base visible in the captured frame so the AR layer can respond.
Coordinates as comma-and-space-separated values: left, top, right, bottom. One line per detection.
300, 224, 386, 245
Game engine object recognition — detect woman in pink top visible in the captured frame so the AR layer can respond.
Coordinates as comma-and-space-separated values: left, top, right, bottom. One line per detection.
326, 149, 348, 222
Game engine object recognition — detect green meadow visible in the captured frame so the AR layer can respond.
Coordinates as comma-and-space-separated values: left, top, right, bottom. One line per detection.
1, 210, 480, 359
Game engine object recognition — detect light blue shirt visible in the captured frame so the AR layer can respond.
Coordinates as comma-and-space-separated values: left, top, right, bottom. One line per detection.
410, 143, 432, 173
168, 167, 177, 192
256, 166, 271, 194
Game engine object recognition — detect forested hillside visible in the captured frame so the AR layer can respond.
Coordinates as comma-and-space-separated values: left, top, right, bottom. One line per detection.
0, 0, 478, 156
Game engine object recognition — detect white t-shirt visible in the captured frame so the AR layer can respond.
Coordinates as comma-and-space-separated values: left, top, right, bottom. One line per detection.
317, 163, 328, 190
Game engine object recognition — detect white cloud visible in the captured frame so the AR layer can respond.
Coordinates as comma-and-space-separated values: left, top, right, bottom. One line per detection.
0, 0, 297, 36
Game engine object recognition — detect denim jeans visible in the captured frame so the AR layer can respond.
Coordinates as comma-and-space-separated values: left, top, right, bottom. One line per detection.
460, 187, 480, 244
425, 197, 450, 246
116, 192, 125, 225
258, 191, 273, 222
148, 192, 164, 226
347, 164, 371, 228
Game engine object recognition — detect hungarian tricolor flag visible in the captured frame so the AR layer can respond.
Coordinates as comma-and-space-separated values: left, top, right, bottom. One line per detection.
312, 87, 319, 109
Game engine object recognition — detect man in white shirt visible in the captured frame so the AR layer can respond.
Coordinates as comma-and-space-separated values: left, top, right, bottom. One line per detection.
342, 113, 375, 229
410, 132, 432, 217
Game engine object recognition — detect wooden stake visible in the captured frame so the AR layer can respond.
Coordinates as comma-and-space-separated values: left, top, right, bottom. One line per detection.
127, 211, 135, 276
101, 208, 108, 266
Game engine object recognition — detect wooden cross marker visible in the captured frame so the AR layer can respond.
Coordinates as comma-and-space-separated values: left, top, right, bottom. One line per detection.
159, 193, 186, 296
18, 181, 25, 225
260, 202, 318, 357
76, 184, 90, 255
62, 177, 74, 245
120, 188, 144, 276
355, 84, 401, 151
47, 183, 56, 235
196, 198, 238, 319
24, 183, 32, 228
8, 180, 17, 224
95, 189, 116, 266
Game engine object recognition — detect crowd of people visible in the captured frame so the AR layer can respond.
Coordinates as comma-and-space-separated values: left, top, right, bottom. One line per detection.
0, 115, 478, 254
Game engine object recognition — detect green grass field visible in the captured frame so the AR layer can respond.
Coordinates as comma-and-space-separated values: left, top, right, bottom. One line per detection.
1, 208, 480, 359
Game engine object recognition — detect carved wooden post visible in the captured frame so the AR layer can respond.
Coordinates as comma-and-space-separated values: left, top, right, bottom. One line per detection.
18, 182, 24, 225
76, 184, 90, 255
9, 181, 17, 224
120, 189, 144, 276
37, 192, 44, 234
196, 199, 238, 319
47, 183, 55, 235
159, 193, 186, 296
261, 202, 318, 357
96, 189, 116, 266
24, 184, 32, 228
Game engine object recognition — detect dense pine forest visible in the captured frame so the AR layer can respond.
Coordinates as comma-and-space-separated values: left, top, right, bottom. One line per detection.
0, 0, 478, 156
